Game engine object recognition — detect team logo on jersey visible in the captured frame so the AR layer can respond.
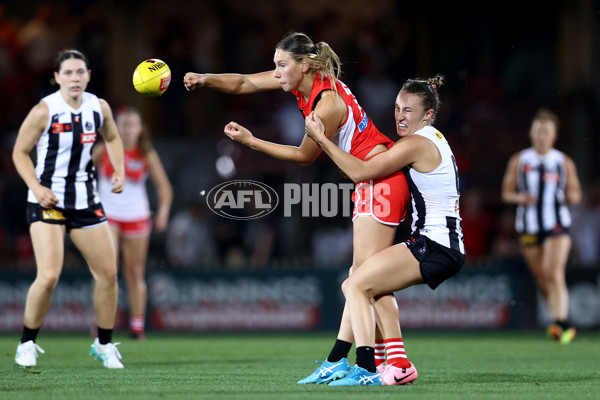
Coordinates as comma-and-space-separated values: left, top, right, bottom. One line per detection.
42, 209, 65, 220
435, 131, 444, 140
358, 113, 368, 132
80, 132, 97, 144
206, 180, 279, 220
52, 123, 72, 133
85, 121, 93, 130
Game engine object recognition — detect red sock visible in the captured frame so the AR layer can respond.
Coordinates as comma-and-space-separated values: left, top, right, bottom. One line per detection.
130, 315, 145, 335
374, 339, 386, 367
385, 338, 411, 368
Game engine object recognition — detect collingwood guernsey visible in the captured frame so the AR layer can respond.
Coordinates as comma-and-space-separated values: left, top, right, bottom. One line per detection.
515, 148, 571, 234
28, 90, 103, 209
405, 126, 464, 254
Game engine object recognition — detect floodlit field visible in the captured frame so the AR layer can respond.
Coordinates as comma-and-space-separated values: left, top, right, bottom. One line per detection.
1, 331, 599, 400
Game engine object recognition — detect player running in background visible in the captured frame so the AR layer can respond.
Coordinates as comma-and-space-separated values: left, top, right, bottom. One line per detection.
12, 49, 125, 369
305, 75, 465, 386
502, 108, 581, 344
184, 31, 413, 384
93, 107, 173, 340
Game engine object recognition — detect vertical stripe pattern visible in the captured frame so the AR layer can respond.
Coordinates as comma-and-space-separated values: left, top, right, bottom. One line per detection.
39, 114, 60, 188
64, 113, 83, 208
515, 148, 571, 234
405, 126, 464, 253
536, 163, 545, 235
27, 91, 103, 209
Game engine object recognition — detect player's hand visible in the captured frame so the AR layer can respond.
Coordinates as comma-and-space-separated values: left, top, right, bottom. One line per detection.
32, 184, 59, 208
110, 172, 125, 193
518, 193, 536, 205
304, 112, 326, 145
183, 73, 206, 92
224, 121, 254, 146
153, 208, 169, 233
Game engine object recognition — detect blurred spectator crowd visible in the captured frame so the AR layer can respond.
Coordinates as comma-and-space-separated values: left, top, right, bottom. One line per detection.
1, 0, 599, 272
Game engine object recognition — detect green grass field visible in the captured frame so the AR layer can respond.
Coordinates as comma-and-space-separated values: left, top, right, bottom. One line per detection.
1, 331, 599, 400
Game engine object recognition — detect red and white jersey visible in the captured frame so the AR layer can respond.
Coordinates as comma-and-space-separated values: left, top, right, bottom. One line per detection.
293, 74, 393, 160
97, 146, 150, 221
28, 91, 103, 209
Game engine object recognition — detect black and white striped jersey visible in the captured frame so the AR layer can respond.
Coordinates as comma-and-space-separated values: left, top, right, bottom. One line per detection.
515, 148, 571, 234
27, 90, 103, 209
405, 126, 465, 254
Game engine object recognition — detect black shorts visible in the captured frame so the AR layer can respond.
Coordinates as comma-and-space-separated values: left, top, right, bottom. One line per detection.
27, 202, 107, 232
405, 233, 465, 290
518, 226, 570, 247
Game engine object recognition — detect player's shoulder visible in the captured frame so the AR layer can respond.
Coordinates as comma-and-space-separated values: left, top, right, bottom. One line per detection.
29, 100, 50, 121
95, 97, 112, 116
506, 151, 522, 168
314, 89, 346, 115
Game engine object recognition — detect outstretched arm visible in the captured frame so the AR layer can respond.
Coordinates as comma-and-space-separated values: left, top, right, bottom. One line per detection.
305, 113, 415, 182
183, 70, 281, 94
224, 90, 346, 166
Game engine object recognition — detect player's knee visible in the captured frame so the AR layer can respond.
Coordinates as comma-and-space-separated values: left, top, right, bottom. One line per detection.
94, 266, 118, 286
342, 276, 367, 300
124, 264, 145, 282
341, 277, 353, 299
35, 274, 60, 291
544, 269, 564, 287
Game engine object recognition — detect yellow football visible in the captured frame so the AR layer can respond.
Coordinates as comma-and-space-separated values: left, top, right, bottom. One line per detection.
132, 59, 171, 97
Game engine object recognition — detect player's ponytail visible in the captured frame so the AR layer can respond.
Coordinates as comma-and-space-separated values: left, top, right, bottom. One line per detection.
402, 74, 445, 123
313, 41, 342, 81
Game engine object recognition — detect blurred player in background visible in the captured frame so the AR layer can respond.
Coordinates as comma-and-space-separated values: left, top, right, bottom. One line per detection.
12, 49, 125, 369
304, 75, 465, 386
502, 108, 581, 344
184, 31, 414, 384
93, 107, 172, 340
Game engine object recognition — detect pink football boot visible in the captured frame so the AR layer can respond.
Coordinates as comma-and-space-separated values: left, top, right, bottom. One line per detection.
381, 362, 418, 385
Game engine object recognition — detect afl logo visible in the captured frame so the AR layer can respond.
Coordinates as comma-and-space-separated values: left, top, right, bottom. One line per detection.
206, 180, 279, 220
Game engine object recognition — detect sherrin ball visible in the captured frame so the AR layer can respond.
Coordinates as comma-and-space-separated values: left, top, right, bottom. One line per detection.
132, 59, 171, 97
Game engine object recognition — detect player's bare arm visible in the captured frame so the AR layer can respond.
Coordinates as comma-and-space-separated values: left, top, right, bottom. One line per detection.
564, 156, 582, 205
98, 99, 125, 193
501, 153, 534, 205
146, 149, 173, 232
305, 112, 421, 182
183, 70, 280, 94
224, 90, 346, 166
12, 101, 58, 208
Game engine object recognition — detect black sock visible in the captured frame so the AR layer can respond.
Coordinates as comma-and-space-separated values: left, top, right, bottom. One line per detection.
20, 326, 40, 343
97, 327, 113, 345
555, 320, 570, 330
356, 346, 376, 373
327, 339, 352, 362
